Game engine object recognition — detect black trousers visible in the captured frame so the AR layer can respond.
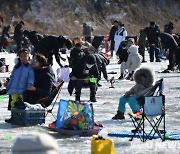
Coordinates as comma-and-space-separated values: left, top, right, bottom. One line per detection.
138, 45, 145, 61
149, 45, 160, 62
75, 80, 96, 97
168, 50, 175, 70
15, 39, 22, 53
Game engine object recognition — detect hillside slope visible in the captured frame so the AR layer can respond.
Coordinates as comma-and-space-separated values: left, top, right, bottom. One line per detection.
0, 0, 180, 37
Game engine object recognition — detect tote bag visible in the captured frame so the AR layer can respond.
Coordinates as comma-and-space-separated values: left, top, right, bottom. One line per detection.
56, 99, 94, 130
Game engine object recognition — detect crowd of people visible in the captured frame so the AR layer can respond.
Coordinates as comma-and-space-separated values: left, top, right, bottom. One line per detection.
0, 19, 179, 122
0, 17, 180, 153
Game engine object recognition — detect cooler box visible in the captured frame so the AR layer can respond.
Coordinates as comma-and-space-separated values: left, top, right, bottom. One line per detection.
11, 109, 45, 126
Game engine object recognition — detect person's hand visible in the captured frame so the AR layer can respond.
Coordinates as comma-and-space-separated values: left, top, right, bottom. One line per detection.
27, 85, 36, 91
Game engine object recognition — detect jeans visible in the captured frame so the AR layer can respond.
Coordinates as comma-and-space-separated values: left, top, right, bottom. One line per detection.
138, 45, 145, 61
118, 96, 140, 113
149, 45, 160, 62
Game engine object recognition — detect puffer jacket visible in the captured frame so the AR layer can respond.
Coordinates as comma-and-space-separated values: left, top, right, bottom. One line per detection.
8, 63, 34, 95
125, 45, 142, 72
126, 67, 155, 97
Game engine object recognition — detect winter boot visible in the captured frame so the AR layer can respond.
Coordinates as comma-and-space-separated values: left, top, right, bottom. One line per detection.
5, 117, 13, 123
97, 81, 102, 87
126, 72, 133, 80
112, 111, 125, 120
90, 95, 97, 102
118, 73, 124, 80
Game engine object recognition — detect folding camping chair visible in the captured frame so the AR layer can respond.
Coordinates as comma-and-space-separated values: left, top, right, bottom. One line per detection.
36, 81, 64, 119
129, 78, 166, 142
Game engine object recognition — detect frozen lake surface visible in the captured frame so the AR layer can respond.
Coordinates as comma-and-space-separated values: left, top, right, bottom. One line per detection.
0, 52, 180, 154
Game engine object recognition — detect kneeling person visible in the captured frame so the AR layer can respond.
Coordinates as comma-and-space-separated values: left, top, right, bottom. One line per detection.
68, 54, 100, 102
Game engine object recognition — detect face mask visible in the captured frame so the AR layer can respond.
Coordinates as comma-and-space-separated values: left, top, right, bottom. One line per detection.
86, 64, 93, 69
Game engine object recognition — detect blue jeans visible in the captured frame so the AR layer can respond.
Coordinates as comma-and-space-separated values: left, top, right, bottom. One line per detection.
118, 96, 140, 113
149, 45, 160, 62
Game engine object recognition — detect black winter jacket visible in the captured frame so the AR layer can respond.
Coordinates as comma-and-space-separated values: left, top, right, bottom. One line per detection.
160, 32, 178, 53
23, 66, 55, 104
94, 54, 108, 80
109, 25, 118, 41
71, 57, 100, 79
144, 25, 160, 45
35, 35, 65, 66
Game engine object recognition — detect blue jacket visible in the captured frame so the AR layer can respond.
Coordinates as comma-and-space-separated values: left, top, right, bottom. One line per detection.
8, 63, 34, 95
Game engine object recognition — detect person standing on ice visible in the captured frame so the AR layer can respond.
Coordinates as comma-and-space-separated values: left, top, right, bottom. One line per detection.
164, 22, 174, 35
35, 35, 72, 67
108, 20, 119, 57
114, 21, 127, 53
159, 32, 178, 73
138, 28, 147, 62
112, 67, 154, 120
144, 21, 161, 62
83, 23, 93, 43
13, 21, 25, 53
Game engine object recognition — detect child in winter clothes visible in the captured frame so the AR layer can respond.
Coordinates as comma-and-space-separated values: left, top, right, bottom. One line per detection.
119, 45, 142, 80
112, 67, 154, 120
7, 48, 34, 109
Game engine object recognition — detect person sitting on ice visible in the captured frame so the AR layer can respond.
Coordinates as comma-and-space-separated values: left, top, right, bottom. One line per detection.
112, 67, 155, 120
119, 45, 142, 80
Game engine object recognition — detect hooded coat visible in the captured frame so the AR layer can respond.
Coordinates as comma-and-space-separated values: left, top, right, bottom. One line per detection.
125, 45, 142, 72
126, 67, 155, 97
8, 63, 34, 95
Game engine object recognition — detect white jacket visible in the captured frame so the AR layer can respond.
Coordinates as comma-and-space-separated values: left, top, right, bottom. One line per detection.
125, 45, 142, 72
114, 27, 127, 52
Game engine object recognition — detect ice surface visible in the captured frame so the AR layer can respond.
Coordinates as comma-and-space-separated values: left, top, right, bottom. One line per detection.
0, 51, 180, 154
